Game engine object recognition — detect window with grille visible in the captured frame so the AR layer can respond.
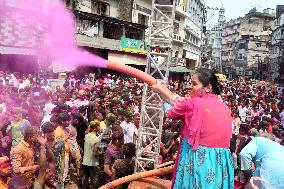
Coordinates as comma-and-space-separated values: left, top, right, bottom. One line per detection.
76, 18, 99, 36
103, 22, 123, 40
138, 13, 149, 26
238, 53, 244, 60
125, 26, 144, 40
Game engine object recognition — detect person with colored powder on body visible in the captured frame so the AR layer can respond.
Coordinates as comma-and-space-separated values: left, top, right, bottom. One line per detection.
152, 68, 234, 189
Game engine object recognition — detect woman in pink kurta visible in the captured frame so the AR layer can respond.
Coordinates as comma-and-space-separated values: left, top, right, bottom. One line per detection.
152, 68, 234, 189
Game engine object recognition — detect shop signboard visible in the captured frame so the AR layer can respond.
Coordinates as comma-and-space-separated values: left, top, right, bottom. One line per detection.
120, 38, 147, 54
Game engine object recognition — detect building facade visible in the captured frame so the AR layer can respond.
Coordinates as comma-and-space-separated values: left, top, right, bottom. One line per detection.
183, 0, 204, 69
0, 0, 205, 74
0, 0, 45, 72
205, 6, 225, 72
0, 0, 150, 73
71, 0, 149, 71
269, 5, 284, 85
221, 10, 275, 79
139, 0, 205, 72
166, 0, 205, 71
221, 18, 241, 79
72, 0, 204, 73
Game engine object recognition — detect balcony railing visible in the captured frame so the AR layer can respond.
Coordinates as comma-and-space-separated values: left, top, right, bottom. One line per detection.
175, 4, 188, 17
76, 34, 120, 50
173, 34, 184, 44
171, 57, 186, 66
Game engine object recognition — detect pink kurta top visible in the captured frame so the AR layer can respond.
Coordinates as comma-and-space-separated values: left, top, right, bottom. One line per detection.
168, 94, 232, 150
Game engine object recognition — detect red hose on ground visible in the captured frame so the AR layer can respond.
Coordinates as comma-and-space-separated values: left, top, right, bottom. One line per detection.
98, 166, 174, 189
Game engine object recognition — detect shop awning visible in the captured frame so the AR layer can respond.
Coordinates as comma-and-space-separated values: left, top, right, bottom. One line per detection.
0, 46, 35, 55
169, 66, 193, 73
152, 65, 193, 73
108, 51, 146, 66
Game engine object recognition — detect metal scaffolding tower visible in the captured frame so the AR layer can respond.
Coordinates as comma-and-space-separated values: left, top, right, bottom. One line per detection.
135, 0, 175, 172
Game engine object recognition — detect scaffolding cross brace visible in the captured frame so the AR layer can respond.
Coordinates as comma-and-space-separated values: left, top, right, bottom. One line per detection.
135, 0, 176, 173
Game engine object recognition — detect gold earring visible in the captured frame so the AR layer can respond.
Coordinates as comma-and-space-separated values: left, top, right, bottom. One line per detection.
206, 88, 211, 93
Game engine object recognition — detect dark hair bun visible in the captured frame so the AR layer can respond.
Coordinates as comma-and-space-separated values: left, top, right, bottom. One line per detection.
195, 68, 222, 95
213, 83, 222, 95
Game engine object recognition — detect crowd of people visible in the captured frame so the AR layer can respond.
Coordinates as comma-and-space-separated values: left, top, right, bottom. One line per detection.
0, 70, 283, 189
221, 79, 284, 188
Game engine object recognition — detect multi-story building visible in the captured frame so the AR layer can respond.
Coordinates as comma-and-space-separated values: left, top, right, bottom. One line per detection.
137, 0, 205, 72
0, 0, 205, 74
183, 0, 204, 69
0, 0, 151, 73
221, 18, 241, 78
71, 0, 150, 71
269, 5, 284, 85
221, 10, 275, 79
71, 0, 204, 74
0, 0, 41, 72
205, 6, 225, 72
162, 0, 205, 72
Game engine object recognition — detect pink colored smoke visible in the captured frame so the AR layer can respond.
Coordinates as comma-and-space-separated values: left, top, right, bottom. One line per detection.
0, 0, 108, 69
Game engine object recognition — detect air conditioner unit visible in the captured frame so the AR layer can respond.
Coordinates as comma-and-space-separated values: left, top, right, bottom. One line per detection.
177, 58, 186, 66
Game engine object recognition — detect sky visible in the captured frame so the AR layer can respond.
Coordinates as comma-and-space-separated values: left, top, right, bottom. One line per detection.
205, 0, 284, 28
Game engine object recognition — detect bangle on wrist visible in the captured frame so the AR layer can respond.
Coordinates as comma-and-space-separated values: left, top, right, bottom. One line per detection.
170, 94, 181, 104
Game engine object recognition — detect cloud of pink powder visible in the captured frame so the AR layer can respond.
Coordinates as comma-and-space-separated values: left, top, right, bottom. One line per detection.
1, 0, 108, 69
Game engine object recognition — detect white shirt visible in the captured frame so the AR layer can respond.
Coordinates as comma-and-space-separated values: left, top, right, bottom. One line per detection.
41, 115, 51, 125
238, 106, 248, 117
23, 79, 31, 88
40, 114, 52, 134
120, 121, 138, 144
66, 100, 74, 107
18, 83, 25, 90
74, 99, 89, 107
41, 86, 50, 91
95, 80, 101, 86
0, 77, 5, 85
0, 103, 6, 113
232, 117, 241, 135
44, 102, 56, 116
83, 132, 100, 166
238, 106, 248, 122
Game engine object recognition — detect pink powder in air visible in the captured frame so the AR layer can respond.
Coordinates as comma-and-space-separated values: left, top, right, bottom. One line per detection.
0, 0, 108, 69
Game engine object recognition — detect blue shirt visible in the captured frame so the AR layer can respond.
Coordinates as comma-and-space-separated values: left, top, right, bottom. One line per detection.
163, 103, 172, 112
240, 137, 284, 188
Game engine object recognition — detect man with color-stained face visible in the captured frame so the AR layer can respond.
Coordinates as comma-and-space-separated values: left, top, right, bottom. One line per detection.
120, 110, 137, 144
82, 120, 102, 189
11, 126, 38, 187
54, 112, 71, 188
74, 90, 89, 108
6, 107, 31, 148
41, 121, 63, 189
